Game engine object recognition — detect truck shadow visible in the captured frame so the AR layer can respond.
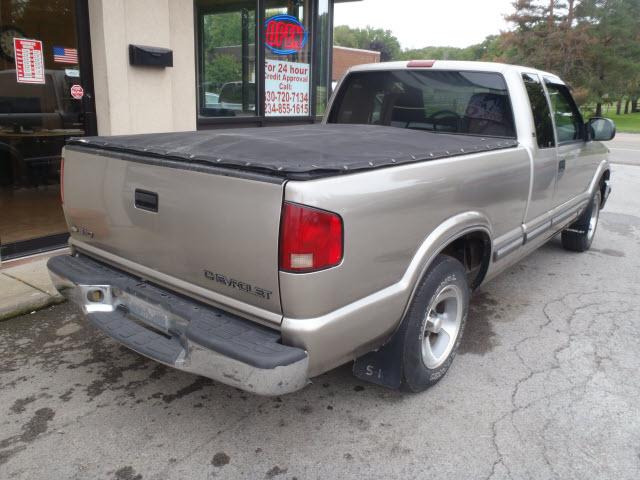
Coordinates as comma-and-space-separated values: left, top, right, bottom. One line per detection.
0, 300, 404, 421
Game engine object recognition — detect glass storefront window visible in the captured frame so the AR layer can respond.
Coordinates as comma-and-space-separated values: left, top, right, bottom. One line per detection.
196, 0, 331, 124
0, 0, 88, 258
264, 0, 312, 117
197, 1, 257, 118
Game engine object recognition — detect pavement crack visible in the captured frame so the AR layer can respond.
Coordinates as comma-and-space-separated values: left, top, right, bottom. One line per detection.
487, 290, 640, 478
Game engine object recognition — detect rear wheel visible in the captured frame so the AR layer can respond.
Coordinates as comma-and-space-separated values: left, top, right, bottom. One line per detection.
561, 191, 601, 252
399, 255, 469, 392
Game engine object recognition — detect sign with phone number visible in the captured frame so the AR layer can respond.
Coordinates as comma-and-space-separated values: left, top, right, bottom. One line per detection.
265, 59, 310, 117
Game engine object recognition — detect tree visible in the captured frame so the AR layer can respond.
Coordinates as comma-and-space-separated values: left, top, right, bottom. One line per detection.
399, 46, 472, 61
334, 2, 640, 113
574, 0, 640, 114
502, 0, 588, 75
204, 55, 242, 90
498, 0, 640, 111
201, 10, 253, 91
466, 36, 508, 62
333, 25, 401, 61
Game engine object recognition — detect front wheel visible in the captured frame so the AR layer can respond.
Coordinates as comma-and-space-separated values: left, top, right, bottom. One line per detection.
561, 191, 601, 252
399, 255, 470, 392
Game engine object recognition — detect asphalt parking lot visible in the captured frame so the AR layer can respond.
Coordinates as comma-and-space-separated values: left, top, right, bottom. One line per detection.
1, 146, 639, 479
607, 132, 640, 166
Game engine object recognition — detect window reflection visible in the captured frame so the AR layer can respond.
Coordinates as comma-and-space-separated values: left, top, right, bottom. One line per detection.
196, 0, 331, 123
0, 0, 84, 254
197, 2, 257, 118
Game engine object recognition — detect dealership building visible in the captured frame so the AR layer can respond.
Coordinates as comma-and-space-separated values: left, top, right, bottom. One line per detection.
0, 0, 361, 261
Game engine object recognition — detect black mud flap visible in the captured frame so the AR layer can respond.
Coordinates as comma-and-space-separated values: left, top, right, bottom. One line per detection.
601, 182, 612, 209
352, 331, 405, 390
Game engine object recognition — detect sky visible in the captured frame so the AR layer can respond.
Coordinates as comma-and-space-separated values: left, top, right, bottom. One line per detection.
334, 0, 515, 50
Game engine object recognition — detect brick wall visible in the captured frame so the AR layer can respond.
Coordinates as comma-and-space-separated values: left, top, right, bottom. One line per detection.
332, 46, 381, 82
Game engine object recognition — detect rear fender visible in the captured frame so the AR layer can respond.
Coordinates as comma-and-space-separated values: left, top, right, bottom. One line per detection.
399, 211, 493, 321
284, 211, 493, 378
353, 211, 492, 388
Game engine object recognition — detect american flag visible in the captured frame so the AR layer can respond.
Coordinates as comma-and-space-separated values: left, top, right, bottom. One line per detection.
53, 46, 78, 64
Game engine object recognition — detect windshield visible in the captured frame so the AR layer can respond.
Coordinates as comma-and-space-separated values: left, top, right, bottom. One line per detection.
328, 70, 516, 138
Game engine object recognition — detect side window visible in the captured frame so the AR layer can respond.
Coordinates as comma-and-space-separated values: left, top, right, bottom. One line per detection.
545, 82, 585, 143
522, 73, 555, 149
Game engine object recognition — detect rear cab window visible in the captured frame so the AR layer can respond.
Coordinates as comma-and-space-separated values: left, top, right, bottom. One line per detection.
328, 70, 516, 139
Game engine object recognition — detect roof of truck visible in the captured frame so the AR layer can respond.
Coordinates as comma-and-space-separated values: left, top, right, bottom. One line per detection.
347, 60, 563, 84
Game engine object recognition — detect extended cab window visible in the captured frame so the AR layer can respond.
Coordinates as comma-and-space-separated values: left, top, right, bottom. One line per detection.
545, 82, 585, 143
522, 73, 555, 149
329, 70, 516, 138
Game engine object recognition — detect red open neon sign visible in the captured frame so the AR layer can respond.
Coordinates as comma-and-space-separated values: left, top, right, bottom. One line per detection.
265, 15, 308, 55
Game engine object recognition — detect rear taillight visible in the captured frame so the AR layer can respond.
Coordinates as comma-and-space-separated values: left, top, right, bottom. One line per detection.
60, 157, 64, 204
279, 202, 343, 273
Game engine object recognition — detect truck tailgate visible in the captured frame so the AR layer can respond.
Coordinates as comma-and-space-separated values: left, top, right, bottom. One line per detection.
62, 146, 284, 324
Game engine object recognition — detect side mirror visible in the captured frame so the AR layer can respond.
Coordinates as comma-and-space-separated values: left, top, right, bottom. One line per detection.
587, 117, 616, 141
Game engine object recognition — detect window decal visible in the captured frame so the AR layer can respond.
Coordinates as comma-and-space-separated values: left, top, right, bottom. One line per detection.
265, 59, 310, 116
265, 14, 308, 55
14, 38, 45, 84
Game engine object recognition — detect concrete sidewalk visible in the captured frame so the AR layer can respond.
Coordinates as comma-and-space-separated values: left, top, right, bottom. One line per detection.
0, 252, 66, 321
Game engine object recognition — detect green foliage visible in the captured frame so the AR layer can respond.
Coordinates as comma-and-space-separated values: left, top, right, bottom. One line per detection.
589, 111, 640, 132
333, 2, 640, 115
398, 36, 506, 62
333, 25, 401, 61
201, 4, 640, 113
204, 55, 242, 91
202, 11, 249, 50
576, 1, 640, 104
201, 10, 253, 91
399, 46, 474, 61
499, 0, 640, 110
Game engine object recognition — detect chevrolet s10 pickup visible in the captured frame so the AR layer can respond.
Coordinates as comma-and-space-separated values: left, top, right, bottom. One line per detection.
48, 61, 615, 395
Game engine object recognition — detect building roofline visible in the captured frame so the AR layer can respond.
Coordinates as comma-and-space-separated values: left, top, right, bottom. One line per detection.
333, 45, 381, 56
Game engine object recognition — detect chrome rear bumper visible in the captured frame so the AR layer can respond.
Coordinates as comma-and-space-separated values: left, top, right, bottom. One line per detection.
48, 254, 309, 396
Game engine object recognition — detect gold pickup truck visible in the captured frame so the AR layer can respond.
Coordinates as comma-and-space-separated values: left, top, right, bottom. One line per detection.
48, 61, 614, 395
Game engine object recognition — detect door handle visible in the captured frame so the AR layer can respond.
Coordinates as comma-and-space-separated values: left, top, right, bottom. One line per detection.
558, 159, 566, 174
134, 189, 158, 212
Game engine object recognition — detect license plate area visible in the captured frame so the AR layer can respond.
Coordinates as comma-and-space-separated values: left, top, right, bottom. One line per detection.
115, 291, 175, 335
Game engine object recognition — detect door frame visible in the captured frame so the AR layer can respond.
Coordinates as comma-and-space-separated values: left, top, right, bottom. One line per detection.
0, 0, 96, 261
195, 0, 333, 129
75, 0, 98, 137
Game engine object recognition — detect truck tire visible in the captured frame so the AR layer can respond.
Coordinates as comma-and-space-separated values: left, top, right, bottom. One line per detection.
400, 255, 469, 392
561, 191, 601, 252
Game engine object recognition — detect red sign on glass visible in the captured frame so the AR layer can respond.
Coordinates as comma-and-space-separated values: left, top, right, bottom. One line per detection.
14, 38, 45, 84
265, 15, 308, 55
70, 84, 84, 100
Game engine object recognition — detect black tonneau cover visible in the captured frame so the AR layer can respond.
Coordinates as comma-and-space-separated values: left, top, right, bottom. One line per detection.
67, 124, 518, 180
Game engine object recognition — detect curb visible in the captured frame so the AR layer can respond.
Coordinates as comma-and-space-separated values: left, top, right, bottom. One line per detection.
0, 250, 69, 322
0, 294, 66, 322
